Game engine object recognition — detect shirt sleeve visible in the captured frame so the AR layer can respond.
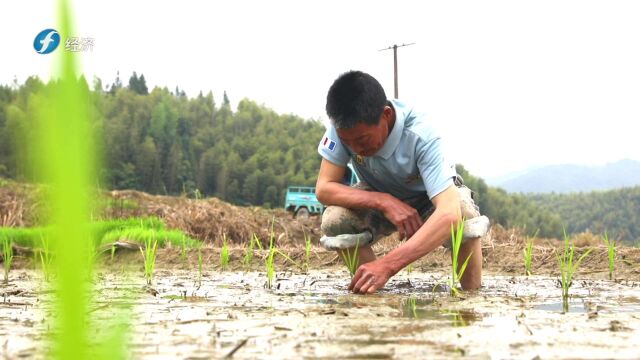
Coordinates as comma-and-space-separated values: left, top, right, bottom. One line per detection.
317, 126, 350, 166
415, 136, 455, 200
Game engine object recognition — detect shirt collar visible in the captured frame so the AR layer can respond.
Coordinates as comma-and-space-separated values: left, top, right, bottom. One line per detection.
373, 100, 405, 159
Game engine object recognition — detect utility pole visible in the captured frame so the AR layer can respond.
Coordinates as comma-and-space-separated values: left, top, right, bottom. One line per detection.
379, 43, 415, 99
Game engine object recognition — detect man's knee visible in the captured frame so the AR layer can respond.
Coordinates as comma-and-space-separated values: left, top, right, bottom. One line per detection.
457, 185, 481, 220
321, 206, 366, 236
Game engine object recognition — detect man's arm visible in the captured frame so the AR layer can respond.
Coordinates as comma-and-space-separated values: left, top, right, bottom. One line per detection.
349, 184, 462, 293
316, 159, 423, 239
382, 184, 461, 272
315, 158, 385, 209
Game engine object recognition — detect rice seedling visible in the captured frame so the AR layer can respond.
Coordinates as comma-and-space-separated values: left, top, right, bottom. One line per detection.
265, 218, 276, 289
556, 229, 592, 311
603, 232, 616, 280
304, 230, 312, 272
2, 234, 13, 284
220, 233, 230, 270
449, 219, 472, 296
242, 234, 257, 268
405, 296, 418, 318
523, 230, 538, 276
180, 235, 188, 266
274, 249, 302, 269
253, 233, 264, 251
265, 241, 276, 289
340, 240, 360, 279
450, 310, 468, 327
196, 242, 203, 287
39, 234, 54, 282
139, 231, 158, 285
193, 189, 202, 200
405, 263, 414, 286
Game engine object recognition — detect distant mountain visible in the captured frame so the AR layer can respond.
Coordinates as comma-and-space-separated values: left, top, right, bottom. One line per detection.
487, 159, 640, 193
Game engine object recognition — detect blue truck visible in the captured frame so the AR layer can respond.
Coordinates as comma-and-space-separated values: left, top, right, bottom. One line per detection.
285, 164, 359, 218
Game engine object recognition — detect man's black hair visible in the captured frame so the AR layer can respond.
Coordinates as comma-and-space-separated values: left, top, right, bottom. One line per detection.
325, 70, 387, 129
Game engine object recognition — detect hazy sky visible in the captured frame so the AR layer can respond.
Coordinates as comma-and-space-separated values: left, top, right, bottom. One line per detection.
3, 0, 639, 179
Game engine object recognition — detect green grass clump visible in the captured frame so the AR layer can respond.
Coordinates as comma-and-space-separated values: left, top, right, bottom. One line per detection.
91, 217, 165, 242
220, 234, 230, 270
556, 229, 592, 310
100, 227, 198, 248
523, 230, 538, 276
0, 227, 49, 248
603, 232, 616, 280
0, 217, 195, 250
340, 240, 360, 279
139, 232, 158, 285
2, 234, 13, 283
449, 219, 472, 296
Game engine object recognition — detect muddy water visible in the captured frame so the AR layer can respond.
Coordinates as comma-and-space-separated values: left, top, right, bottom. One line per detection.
2, 269, 640, 359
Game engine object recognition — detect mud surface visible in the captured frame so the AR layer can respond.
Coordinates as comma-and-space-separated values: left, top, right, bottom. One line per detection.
2, 268, 640, 359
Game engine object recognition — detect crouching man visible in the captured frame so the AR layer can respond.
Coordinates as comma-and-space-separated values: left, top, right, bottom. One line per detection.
315, 70, 490, 294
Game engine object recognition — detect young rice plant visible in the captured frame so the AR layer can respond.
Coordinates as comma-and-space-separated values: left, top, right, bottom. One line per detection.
556, 230, 592, 308
139, 232, 158, 285
523, 230, 538, 276
243, 234, 257, 268
304, 230, 312, 272
449, 219, 472, 296
39, 234, 54, 282
265, 218, 276, 289
220, 234, 230, 270
196, 242, 203, 287
2, 235, 13, 284
340, 240, 360, 279
603, 232, 616, 280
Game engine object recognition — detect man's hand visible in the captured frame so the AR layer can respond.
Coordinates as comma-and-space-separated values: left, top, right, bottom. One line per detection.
379, 193, 423, 239
348, 259, 394, 294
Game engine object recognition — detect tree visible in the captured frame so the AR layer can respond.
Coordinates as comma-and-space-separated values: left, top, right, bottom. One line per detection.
109, 71, 123, 95
128, 72, 148, 95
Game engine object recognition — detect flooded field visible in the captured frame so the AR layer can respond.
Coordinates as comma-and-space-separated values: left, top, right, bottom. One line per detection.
2, 268, 639, 359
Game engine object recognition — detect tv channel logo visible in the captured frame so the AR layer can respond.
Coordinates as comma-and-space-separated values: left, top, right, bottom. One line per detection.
34, 28, 61, 54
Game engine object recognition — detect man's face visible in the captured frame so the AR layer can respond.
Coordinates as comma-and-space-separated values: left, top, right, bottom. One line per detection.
336, 122, 386, 157
336, 106, 395, 156
335, 106, 394, 157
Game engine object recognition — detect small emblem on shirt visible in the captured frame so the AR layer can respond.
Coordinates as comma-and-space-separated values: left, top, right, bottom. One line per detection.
322, 136, 336, 152
355, 155, 365, 166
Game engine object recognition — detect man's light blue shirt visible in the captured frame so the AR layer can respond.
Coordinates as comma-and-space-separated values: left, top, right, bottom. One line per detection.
317, 99, 456, 210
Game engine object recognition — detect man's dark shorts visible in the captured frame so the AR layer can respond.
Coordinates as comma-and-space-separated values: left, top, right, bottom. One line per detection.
320, 177, 484, 249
